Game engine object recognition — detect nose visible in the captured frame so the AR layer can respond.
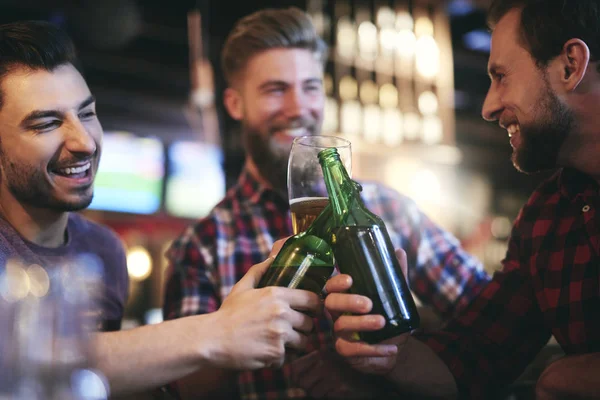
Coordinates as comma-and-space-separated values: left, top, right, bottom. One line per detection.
283, 87, 308, 119
481, 86, 502, 122
64, 119, 96, 156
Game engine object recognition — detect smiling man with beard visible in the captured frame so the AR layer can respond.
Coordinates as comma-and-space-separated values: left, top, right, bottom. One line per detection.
316, 1, 600, 399
163, 7, 490, 400
0, 20, 328, 399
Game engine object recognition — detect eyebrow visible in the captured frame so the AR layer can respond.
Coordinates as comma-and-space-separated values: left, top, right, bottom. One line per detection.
20, 95, 96, 127
258, 78, 322, 91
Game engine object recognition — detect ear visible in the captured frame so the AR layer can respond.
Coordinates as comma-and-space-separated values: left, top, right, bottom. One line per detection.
223, 87, 243, 121
559, 38, 591, 91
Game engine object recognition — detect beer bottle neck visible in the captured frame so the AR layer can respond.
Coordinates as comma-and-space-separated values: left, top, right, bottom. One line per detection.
318, 149, 362, 226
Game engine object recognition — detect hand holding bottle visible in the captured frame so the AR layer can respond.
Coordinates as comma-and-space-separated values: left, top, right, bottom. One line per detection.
323, 249, 410, 376
206, 239, 322, 370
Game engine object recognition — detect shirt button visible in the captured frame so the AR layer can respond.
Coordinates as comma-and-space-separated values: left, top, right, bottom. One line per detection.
582, 205, 591, 213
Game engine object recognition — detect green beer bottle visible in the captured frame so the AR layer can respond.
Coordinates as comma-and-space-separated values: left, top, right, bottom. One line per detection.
258, 204, 335, 295
318, 148, 420, 343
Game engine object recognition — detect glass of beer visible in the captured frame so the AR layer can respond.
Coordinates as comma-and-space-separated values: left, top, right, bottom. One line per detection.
288, 135, 352, 234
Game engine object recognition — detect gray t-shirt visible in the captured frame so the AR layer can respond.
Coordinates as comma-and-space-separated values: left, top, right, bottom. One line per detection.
0, 213, 129, 331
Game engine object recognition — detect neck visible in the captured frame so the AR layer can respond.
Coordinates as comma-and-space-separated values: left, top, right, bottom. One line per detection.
0, 188, 69, 248
245, 158, 273, 189
559, 89, 600, 184
244, 158, 288, 199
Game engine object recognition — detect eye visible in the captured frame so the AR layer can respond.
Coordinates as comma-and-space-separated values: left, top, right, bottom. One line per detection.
32, 120, 60, 131
267, 87, 285, 95
79, 111, 97, 119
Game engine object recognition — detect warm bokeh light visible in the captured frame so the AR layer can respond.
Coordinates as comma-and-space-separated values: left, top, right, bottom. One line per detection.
337, 17, 356, 58
27, 264, 50, 298
395, 11, 414, 30
358, 21, 378, 60
418, 91, 439, 115
382, 108, 403, 146
0, 260, 30, 302
340, 100, 362, 136
416, 35, 440, 78
421, 115, 444, 144
396, 29, 417, 59
379, 83, 399, 108
339, 75, 358, 101
377, 7, 396, 28
127, 246, 153, 282
363, 104, 382, 143
323, 97, 339, 133
403, 112, 421, 140
359, 80, 379, 104
415, 16, 434, 37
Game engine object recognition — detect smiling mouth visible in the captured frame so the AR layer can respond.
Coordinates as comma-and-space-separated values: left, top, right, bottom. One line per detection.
274, 127, 311, 138
51, 161, 92, 179
507, 124, 520, 138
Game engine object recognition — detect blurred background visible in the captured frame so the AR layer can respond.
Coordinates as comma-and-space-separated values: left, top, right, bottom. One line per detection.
0, 0, 553, 328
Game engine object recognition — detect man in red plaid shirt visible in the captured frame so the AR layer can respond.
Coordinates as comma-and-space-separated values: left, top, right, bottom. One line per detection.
163, 7, 490, 399
316, 0, 600, 399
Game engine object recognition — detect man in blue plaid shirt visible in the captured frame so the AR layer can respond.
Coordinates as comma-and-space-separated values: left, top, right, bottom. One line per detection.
163, 7, 490, 399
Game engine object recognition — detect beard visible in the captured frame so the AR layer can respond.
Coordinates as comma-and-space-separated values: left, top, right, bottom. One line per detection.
242, 118, 319, 197
0, 151, 97, 212
511, 84, 575, 174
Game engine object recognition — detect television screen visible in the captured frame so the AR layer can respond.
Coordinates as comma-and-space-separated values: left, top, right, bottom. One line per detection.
88, 131, 164, 214
165, 141, 225, 219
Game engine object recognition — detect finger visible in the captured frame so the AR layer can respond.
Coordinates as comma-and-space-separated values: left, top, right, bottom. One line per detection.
394, 249, 408, 281
325, 274, 353, 294
287, 309, 315, 334
269, 237, 291, 258
279, 288, 321, 314
333, 314, 386, 333
325, 293, 372, 315
335, 338, 397, 358
285, 330, 310, 351
231, 256, 274, 293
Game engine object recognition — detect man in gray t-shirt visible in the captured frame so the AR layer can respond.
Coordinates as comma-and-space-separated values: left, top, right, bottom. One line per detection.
0, 213, 128, 331
0, 20, 324, 397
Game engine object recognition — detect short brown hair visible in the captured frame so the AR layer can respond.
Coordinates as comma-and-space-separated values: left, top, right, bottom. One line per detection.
488, 0, 600, 71
0, 20, 79, 111
221, 7, 328, 86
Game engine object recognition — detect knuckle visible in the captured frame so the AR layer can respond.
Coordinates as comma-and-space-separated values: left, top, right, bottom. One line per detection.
267, 320, 288, 340
333, 317, 347, 333
264, 286, 281, 299
270, 302, 288, 319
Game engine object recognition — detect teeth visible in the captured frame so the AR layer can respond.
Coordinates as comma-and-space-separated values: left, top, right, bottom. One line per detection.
507, 124, 519, 137
283, 128, 307, 137
59, 162, 91, 175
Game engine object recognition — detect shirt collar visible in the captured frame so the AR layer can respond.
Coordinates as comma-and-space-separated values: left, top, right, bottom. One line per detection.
235, 168, 289, 210
557, 167, 600, 201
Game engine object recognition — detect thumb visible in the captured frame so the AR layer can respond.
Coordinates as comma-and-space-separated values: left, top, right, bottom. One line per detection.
395, 248, 408, 281
230, 256, 274, 294
269, 236, 291, 258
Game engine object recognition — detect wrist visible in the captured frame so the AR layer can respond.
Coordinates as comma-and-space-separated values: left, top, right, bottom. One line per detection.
185, 311, 228, 369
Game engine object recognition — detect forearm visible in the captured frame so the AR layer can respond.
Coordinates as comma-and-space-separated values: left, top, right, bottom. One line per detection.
385, 336, 457, 399
536, 353, 600, 400
94, 314, 218, 396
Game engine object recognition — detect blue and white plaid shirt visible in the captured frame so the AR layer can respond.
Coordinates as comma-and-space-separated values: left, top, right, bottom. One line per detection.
163, 168, 490, 399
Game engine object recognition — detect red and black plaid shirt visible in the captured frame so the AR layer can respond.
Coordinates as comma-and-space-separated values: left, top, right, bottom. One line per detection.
164, 168, 489, 399
421, 168, 600, 398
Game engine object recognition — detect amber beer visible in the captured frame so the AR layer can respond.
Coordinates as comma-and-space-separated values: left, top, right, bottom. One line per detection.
290, 197, 329, 234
